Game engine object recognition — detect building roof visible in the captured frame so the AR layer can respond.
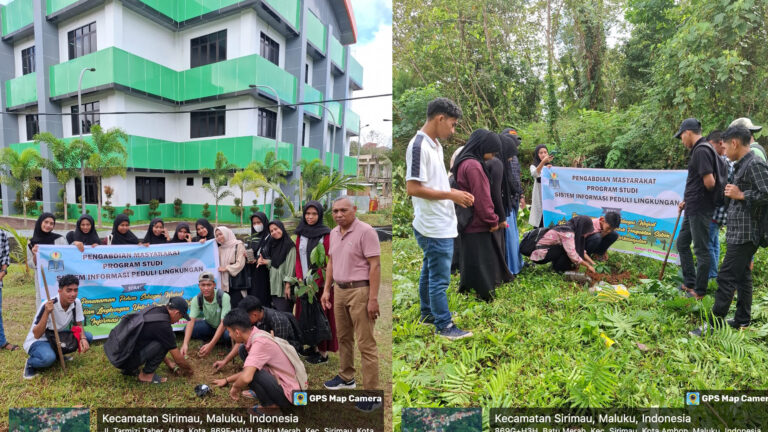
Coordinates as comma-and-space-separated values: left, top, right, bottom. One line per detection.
333, 0, 358, 44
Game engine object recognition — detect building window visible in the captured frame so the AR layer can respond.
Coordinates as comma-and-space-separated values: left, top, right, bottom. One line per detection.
68, 22, 97, 60
190, 105, 225, 138
74, 176, 98, 204
258, 108, 277, 139
190, 30, 227, 68
25, 115, 39, 141
186, 177, 194, 186
260, 32, 279, 66
136, 177, 165, 204
202, 177, 210, 185
304, 64, 309, 84
22, 46, 35, 75
71, 101, 100, 135
302, 123, 308, 147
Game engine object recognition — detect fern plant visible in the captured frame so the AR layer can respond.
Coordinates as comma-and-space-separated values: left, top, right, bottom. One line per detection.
440, 362, 475, 406
602, 309, 638, 339
567, 353, 618, 408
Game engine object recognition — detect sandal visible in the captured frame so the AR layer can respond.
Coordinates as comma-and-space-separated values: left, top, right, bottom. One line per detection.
1, 342, 19, 351
241, 390, 257, 399
138, 373, 166, 384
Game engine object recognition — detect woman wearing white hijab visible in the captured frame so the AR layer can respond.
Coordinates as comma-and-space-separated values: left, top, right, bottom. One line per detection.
214, 226, 247, 308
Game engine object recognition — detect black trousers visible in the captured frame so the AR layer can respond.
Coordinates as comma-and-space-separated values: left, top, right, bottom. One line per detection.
677, 212, 713, 296
585, 232, 618, 255
534, 246, 576, 272
711, 242, 758, 326
229, 288, 246, 309
248, 369, 291, 408
121, 341, 168, 375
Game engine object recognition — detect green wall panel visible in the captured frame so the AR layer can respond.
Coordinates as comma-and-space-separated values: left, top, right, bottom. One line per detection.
9, 142, 40, 154
327, 101, 343, 126
324, 152, 341, 171
50, 48, 297, 104
346, 110, 360, 134
301, 147, 320, 162
5, 72, 37, 108
47, 0, 80, 15
62, 203, 273, 225
305, 11, 326, 54
330, 36, 345, 70
303, 85, 323, 117
343, 156, 357, 176
349, 56, 363, 88
1, 0, 33, 36
263, 0, 300, 29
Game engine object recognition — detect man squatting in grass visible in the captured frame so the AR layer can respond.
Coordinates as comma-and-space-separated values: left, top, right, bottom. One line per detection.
405, 97, 475, 340
23, 274, 93, 379
180, 271, 231, 359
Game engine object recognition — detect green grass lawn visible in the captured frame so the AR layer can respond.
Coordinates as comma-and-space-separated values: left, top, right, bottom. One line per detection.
0, 241, 392, 430
392, 236, 768, 430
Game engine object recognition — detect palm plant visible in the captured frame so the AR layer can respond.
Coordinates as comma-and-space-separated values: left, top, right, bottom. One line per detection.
0, 148, 42, 228
85, 125, 128, 227
35, 133, 87, 229
200, 152, 236, 225
250, 151, 289, 219
230, 168, 265, 226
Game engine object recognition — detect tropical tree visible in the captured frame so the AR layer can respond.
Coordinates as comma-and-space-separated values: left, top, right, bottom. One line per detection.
230, 168, 265, 226
0, 148, 42, 227
200, 152, 236, 225
83, 125, 128, 227
35, 133, 89, 229
252, 171, 364, 219
249, 151, 289, 219
294, 158, 330, 206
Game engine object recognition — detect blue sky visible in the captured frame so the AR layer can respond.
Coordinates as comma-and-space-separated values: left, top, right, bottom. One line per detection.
350, 0, 392, 44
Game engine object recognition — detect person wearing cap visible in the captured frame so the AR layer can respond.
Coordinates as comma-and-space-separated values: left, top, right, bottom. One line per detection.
706, 130, 730, 279
690, 126, 768, 337
584, 212, 621, 261
119, 296, 193, 383
674, 118, 717, 300
729, 117, 766, 161
180, 271, 231, 359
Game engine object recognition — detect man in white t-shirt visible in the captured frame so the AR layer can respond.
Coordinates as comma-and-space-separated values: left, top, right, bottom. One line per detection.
23, 274, 93, 379
405, 97, 474, 340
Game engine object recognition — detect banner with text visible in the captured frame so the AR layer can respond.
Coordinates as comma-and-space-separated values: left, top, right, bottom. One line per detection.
541, 167, 687, 262
37, 241, 220, 339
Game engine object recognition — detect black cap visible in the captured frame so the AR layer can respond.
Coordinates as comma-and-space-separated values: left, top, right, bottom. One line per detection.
674, 118, 701, 139
167, 296, 190, 320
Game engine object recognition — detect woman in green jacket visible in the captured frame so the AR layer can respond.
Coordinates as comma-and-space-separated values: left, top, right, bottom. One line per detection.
265, 220, 296, 313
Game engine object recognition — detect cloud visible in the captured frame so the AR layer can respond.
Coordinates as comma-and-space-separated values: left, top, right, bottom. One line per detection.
350, 0, 392, 44
350, 23, 392, 148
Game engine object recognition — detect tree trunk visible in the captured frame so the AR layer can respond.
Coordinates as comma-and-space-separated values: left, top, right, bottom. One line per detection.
22, 197, 27, 229
97, 177, 103, 228
240, 190, 244, 227
215, 199, 219, 226
63, 193, 68, 230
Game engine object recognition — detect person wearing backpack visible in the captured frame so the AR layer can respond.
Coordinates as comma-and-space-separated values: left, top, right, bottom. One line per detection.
212, 309, 305, 416
180, 272, 231, 358
22, 274, 93, 379
690, 126, 768, 336
729, 117, 766, 162
675, 118, 718, 300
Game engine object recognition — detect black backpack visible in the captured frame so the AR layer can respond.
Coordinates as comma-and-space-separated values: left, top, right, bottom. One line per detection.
197, 289, 223, 311
448, 175, 474, 232
695, 142, 728, 207
520, 227, 550, 256
104, 306, 170, 368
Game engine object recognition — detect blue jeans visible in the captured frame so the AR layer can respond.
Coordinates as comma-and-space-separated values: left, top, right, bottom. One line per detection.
414, 229, 454, 331
677, 212, 713, 296
191, 319, 230, 344
0, 285, 6, 347
708, 221, 721, 279
27, 331, 94, 369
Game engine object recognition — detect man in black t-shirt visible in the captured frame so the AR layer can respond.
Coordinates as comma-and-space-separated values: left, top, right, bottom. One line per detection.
121, 297, 193, 383
675, 118, 716, 300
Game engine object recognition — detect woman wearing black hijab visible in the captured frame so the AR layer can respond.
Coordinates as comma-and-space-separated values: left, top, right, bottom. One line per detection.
27, 213, 67, 305
265, 220, 296, 313
452, 129, 513, 301
530, 215, 597, 272
142, 218, 170, 244
246, 212, 271, 307
110, 214, 140, 245
529, 144, 554, 227
293, 201, 337, 363
500, 129, 525, 275
192, 218, 215, 243
66, 214, 101, 252
484, 136, 513, 282
170, 222, 192, 243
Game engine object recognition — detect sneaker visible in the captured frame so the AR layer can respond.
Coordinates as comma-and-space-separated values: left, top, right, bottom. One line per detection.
64, 355, 74, 362
306, 354, 329, 364
299, 347, 316, 357
438, 323, 473, 340
355, 401, 383, 413
689, 324, 714, 337
727, 319, 750, 330
23, 359, 37, 380
323, 375, 356, 390
418, 315, 435, 326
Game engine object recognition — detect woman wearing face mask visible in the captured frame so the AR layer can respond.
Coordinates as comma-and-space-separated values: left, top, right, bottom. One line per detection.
171, 222, 192, 243
246, 212, 272, 307
66, 214, 101, 252
293, 201, 337, 364
529, 144, 554, 228
142, 218, 170, 244
192, 218, 215, 243
215, 226, 247, 308
265, 221, 296, 313
27, 213, 68, 305
109, 214, 140, 245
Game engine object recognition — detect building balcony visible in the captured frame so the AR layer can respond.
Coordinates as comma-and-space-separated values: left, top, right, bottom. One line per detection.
330, 36, 346, 73
0, 0, 33, 37
305, 11, 327, 56
49, 47, 297, 105
303, 85, 323, 118
4, 72, 37, 109
349, 55, 363, 90
345, 109, 360, 134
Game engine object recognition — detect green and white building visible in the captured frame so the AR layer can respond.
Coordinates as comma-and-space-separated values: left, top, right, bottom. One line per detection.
0, 0, 363, 222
